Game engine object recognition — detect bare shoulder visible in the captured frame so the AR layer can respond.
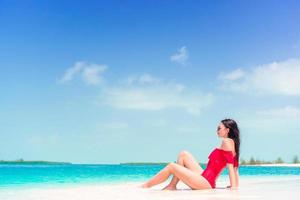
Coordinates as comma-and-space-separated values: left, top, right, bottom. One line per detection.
220, 138, 235, 151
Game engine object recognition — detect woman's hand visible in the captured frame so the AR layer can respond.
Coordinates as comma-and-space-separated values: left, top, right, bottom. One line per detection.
226, 185, 238, 190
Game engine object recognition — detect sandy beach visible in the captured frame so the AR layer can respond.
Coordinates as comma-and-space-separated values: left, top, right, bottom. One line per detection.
1, 176, 299, 200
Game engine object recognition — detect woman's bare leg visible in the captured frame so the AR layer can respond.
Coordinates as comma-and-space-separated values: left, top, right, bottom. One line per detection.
141, 162, 211, 190
141, 163, 173, 188
163, 150, 204, 190
162, 154, 184, 190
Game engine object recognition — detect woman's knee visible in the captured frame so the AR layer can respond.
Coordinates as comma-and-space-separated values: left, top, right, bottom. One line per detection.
167, 162, 176, 172
179, 150, 190, 159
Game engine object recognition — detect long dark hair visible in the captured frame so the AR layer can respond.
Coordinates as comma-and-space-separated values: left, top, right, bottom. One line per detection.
221, 119, 240, 162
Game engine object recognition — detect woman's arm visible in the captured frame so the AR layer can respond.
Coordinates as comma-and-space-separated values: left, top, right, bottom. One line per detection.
227, 164, 237, 189
221, 138, 238, 189
234, 167, 239, 187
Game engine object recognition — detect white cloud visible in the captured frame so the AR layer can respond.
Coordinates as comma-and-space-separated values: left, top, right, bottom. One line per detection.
218, 58, 300, 95
123, 73, 162, 85
170, 46, 188, 65
101, 74, 214, 115
139, 74, 161, 84
59, 61, 107, 85
218, 68, 245, 81
257, 106, 300, 119
59, 62, 85, 83
59, 62, 213, 115
82, 65, 107, 85
239, 106, 300, 132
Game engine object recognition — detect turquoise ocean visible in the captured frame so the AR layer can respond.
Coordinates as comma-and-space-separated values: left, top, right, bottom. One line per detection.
1, 164, 300, 189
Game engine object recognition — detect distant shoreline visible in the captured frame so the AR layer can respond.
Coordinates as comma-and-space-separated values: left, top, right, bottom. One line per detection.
120, 162, 169, 165
0, 160, 71, 165
1, 161, 300, 167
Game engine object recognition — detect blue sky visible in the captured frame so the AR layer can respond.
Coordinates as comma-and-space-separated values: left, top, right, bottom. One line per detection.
1, 0, 300, 164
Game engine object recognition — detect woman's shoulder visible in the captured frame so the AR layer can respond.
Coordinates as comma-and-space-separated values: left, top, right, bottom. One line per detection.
220, 138, 235, 152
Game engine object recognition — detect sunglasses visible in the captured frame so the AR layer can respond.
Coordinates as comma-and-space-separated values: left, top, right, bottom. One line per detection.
217, 126, 228, 131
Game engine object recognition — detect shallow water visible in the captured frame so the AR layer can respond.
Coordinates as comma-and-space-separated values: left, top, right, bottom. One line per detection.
1, 164, 300, 188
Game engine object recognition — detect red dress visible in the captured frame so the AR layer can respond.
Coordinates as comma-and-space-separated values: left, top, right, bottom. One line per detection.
201, 148, 239, 188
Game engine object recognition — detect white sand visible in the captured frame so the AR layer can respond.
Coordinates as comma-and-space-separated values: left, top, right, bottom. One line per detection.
0, 176, 299, 199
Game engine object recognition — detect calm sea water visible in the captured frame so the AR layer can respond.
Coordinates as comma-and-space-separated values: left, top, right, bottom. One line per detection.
0, 164, 300, 188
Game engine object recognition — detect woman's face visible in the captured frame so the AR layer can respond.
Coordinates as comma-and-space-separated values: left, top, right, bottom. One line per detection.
217, 122, 229, 138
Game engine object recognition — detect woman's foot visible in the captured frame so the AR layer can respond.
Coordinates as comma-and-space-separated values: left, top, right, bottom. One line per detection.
140, 183, 150, 188
162, 184, 177, 190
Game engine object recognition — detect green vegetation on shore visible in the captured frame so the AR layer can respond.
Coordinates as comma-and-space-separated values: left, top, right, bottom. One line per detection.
120, 162, 169, 165
2, 156, 299, 166
121, 155, 300, 166
0, 159, 71, 165
237, 155, 300, 165
293, 156, 299, 163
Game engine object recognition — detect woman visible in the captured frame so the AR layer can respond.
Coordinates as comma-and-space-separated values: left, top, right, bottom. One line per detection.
140, 118, 240, 190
